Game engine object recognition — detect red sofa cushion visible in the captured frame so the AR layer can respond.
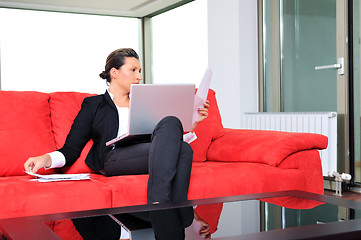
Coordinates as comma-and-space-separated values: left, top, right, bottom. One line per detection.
0, 174, 111, 219
207, 129, 328, 166
96, 174, 149, 208
190, 89, 224, 162
278, 149, 324, 195
0, 91, 57, 176
97, 161, 318, 209
188, 162, 305, 199
190, 161, 322, 209
49, 92, 96, 174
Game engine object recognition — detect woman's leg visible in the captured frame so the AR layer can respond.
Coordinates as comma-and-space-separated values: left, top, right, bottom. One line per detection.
171, 142, 193, 202
104, 142, 150, 176
147, 116, 192, 204
105, 116, 192, 202
104, 116, 193, 239
172, 142, 194, 228
147, 116, 194, 239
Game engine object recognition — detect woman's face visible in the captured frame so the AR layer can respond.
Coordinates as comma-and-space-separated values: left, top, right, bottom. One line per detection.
110, 57, 142, 92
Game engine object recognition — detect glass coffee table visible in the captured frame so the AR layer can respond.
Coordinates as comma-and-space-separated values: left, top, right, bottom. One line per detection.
1, 190, 361, 240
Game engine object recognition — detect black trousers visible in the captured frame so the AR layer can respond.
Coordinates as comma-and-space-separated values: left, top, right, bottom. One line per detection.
103, 116, 194, 240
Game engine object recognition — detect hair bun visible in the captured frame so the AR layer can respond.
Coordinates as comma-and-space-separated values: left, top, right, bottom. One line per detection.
99, 71, 107, 79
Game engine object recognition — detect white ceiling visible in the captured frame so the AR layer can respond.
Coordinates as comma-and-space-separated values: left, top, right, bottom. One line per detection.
0, 0, 192, 17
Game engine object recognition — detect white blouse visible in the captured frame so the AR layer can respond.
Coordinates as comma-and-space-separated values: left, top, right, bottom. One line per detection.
115, 106, 129, 138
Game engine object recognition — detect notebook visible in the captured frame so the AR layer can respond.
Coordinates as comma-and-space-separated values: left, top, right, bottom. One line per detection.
105, 84, 195, 146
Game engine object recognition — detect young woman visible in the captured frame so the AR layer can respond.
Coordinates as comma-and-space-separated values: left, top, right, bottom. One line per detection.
24, 48, 211, 240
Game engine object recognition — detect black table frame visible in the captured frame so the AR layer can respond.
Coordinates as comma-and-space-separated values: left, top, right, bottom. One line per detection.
1, 190, 361, 240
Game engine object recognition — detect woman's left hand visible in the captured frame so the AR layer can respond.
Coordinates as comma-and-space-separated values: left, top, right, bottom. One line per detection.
191, 100, 209, 132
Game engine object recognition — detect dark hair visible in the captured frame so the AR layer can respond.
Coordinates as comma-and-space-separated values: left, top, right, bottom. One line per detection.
99, 48, 139, 84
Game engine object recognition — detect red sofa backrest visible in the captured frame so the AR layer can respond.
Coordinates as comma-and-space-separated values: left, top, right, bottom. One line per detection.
190, 89, 224, 162
0, 91, 57, 176
49, 92, 97, 174
0, 89, 224, 176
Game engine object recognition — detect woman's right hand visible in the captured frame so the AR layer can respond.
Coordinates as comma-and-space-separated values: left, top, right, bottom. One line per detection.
24, 154, 52, 173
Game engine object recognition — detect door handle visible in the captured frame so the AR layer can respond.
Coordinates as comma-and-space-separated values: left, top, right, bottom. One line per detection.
315, 57, 344, 75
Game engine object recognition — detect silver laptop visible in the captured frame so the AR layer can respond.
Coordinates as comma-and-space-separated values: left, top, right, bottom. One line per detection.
105, 84, 195, 146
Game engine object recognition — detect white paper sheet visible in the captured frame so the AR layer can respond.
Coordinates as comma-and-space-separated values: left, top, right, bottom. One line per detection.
192, 67, 212, 124
25, 171, 91, 182
183, 132, 198, 144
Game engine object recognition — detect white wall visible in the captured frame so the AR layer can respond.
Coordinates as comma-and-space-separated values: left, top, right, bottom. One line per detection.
208, 0, 259, 129
211, 201, 260, 238
207, 0, 260, 235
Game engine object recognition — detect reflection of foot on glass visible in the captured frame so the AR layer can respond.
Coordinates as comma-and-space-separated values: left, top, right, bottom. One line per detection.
193, 212, 211, 239
194, 203, 224, 238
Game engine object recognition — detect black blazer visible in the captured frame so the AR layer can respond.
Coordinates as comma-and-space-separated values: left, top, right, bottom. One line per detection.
58, 91, 118, 171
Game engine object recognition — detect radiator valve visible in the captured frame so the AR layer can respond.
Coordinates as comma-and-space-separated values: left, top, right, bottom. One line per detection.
332, 172, 351, 196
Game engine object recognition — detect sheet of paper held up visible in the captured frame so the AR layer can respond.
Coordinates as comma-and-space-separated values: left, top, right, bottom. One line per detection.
25, 171, 91, 182
192, 67, 212, 124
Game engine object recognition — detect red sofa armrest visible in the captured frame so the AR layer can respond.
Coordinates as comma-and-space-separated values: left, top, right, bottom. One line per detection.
206, 128, 328, 167
279, 149, 324, 194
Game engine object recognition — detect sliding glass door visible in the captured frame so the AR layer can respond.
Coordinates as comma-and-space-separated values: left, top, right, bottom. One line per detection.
260, 0, 354, 227
261, 0, 349, 178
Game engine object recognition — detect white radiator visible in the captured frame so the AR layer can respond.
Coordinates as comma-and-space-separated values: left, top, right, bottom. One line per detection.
242, 112, 337, 177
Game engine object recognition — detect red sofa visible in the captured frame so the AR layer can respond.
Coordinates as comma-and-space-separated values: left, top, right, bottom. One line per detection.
0, 89, 327, 238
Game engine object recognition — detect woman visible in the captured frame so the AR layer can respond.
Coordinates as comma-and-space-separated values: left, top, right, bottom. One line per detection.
24, 48, 211, 239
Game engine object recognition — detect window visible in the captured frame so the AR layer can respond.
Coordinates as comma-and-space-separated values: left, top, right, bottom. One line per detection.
151, 0, 208, 86
0, 8, 140, 93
